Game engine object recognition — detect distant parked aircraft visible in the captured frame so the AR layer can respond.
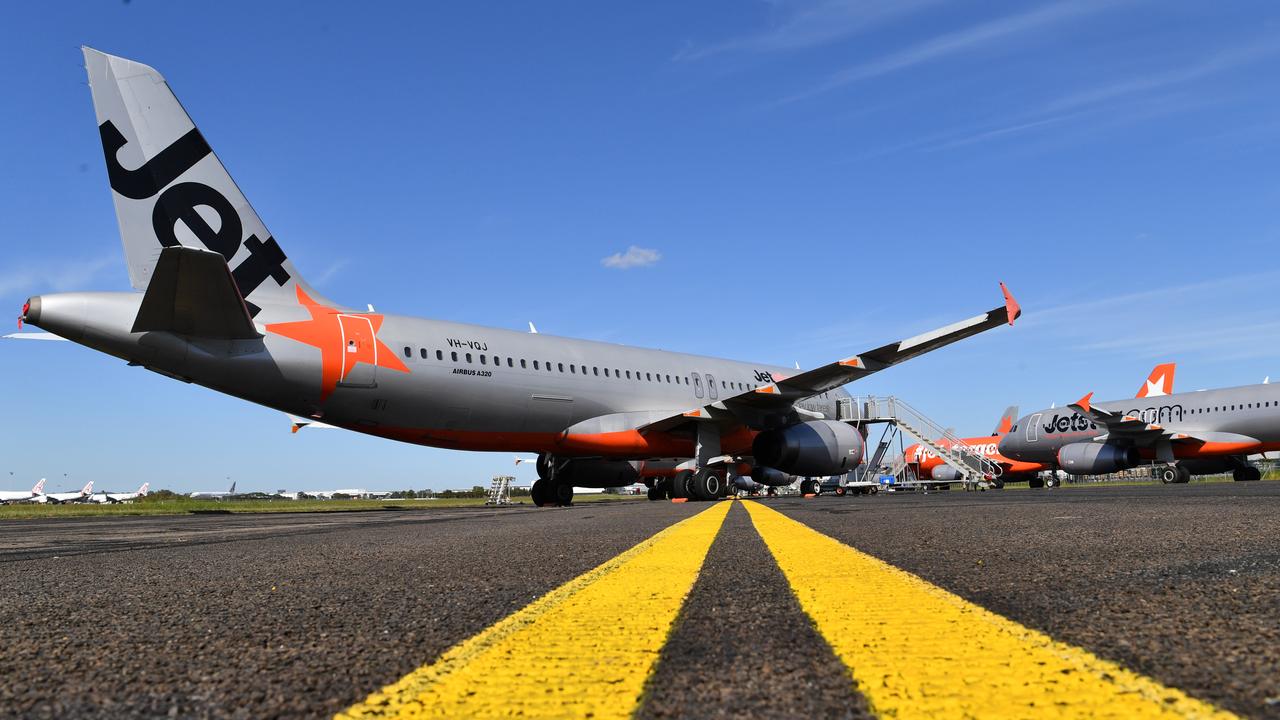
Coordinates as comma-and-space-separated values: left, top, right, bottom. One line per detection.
0, 478, 46, 504
190, 481, 237, 500
89, 482, 150, 504
31, 480, 94, 504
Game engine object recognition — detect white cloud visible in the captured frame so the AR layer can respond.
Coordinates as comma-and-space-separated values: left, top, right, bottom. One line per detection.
677, 0, 941, 61
783, 2, 1107, 104
601, 246, 662, 270
0, 254, 118, 298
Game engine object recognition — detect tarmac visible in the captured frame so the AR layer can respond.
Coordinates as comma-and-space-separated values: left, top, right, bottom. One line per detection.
0, 482, 1276, 719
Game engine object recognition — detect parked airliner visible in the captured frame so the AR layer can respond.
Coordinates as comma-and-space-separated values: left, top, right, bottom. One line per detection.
0, 478, 46, 504
16, 49, 1020, 506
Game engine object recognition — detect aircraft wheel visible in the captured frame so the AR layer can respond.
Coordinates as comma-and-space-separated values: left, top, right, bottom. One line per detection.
553, 483, 573, 506
530, 479, 554, 507
799, 479, 817, 495
834, 486, 847, 497
1159, 466, 1177, 484
990, 478, 1005, 490
689, 470, 722, 500
671, 470, 693, 499
767, 487, 777, 497
1233, 466, 1261, 482
646, 486, 664, 501
1029, 477, 1045, 489
1175, 465, 1192, 483
535, 453, 553, 481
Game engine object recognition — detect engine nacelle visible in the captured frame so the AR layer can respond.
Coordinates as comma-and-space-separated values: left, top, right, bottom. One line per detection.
750, 466, 799, 487
752, 420, 865, 476
930, 465, 961, 482
558, 459, 642, 488
1056, 443, 1138, 475
733, 475, 766, 492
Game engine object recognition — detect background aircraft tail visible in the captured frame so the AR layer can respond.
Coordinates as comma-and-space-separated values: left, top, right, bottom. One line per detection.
1136, 363, 1176, 398
80, 480, 94, 495
992, 406, 1019, 435
138, 483, 150, 496
32, 478, 46, 495
81, 47, 322, 317
228, 481, 237, 495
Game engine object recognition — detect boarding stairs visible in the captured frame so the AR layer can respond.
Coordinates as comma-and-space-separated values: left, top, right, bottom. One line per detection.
485, 475, 513, 505
845, 396, 1001, 487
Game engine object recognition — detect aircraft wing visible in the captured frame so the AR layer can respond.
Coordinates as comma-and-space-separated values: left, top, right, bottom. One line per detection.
639, 283, 1020, 435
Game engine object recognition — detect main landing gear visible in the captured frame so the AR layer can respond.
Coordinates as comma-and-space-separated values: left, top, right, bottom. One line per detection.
647, 469, 729, 501
1232, 465, 1261, 482
1159, 464, 1192, 484
532, 454, 574, 507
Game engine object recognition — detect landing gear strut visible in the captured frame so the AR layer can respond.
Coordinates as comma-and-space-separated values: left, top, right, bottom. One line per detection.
531, 454, 574, 506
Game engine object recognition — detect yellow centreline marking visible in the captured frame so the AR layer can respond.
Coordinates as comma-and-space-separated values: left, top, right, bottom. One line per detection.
337, 500, 732, 719
743, 501, 1236, 719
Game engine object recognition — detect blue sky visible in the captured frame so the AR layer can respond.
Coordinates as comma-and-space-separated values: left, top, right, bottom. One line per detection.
2, 1, 1279, 493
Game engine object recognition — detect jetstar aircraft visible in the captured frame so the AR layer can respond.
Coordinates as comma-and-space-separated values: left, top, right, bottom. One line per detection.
15, 49, 1020, 506
0, 478, 46, 504
999, 368, 1278, 484
906, 363, 1177, 488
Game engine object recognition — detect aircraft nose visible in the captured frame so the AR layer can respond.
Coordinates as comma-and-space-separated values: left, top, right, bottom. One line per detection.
20, 296, 40, 327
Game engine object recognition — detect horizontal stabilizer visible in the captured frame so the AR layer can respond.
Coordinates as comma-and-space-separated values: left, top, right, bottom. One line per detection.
3, 332, 68, 341
132, 247, 261, 339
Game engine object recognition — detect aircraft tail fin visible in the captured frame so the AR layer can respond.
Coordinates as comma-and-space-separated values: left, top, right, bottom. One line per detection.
82, 48, 320, 317
32, 478, 45, 495
80, 480, 94, 495
138, 483, 150, 496
993, 406, 1019, 436
1136, 363, 1176, 398
228, 481, 237, 495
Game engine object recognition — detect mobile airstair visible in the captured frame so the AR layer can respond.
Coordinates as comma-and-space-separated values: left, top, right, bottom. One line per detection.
485, 475, 513, 505
838, 396, 1002, 490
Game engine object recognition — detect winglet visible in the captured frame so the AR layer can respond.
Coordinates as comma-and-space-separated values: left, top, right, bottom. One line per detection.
1072, 392, 1094, 413
999, 282, 1021, 326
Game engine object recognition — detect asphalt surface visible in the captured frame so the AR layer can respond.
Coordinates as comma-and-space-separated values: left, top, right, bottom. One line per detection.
1, 482, 1277, 718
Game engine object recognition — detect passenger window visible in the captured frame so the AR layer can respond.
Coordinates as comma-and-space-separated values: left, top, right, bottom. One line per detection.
626, 371, 632, 379
533, 360, 540, 370
593, 367, 599, 376
466, 353, 473, 363
451, 351, 458, 362
521, 359, 527, 368
546, 362, 552, 372
480, 355, 487, 365
436, 350, 443, 361
646, 372, 652, 381
420, 348, 428, 359
508, 358, 514, 368
403, 346, 412, 358
558, 363, 564, 373
570, 365, 576, 374
604, 368, 610, 377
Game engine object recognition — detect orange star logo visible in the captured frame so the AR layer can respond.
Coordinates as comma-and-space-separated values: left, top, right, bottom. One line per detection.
265, 286, 409, 401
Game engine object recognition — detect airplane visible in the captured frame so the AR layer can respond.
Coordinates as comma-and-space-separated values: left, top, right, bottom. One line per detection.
14, 48, 1020, 507
29, 480, 95, 504
999, 370, 1277, 484
0, 478, 46, 504
88, 482, 150, 504
190, 481, 237, 500
906, 363, 1177, 489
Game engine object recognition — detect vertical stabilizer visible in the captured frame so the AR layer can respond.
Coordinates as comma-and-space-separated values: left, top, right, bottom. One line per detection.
1136, 363, 1176, 398
80, 480, 94, 496
992, 406, 1019, 436
32, 478, 46, 495
81, 47, 319, 316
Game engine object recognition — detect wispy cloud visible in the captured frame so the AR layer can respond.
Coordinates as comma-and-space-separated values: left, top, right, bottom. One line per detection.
784, 2, 1103, 104
311, 259, 349, 288
601, 246, 662, 270
0, 254, 118, 298
676, 0, 940, 61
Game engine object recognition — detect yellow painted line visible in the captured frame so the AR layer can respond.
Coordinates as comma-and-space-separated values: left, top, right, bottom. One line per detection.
338, 500, 732, 719
743, 501, 1236, 719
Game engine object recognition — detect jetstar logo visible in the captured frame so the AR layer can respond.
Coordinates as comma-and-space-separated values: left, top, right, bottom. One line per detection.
265, 287, 409, 401
98, 121, 289, 316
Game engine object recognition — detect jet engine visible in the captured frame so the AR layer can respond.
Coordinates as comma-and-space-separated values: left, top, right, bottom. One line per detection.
748, 467, 798, 488
930, 465, 961, 482
1056, 443, 1138, 475
752, 420, 865, 476
732, 475, 767, 493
